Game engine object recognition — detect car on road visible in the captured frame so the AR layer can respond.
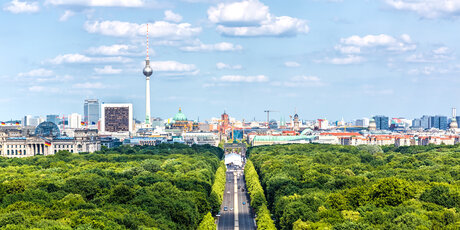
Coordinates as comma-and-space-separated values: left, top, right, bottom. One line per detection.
230, 208, 233, 211
242, 202, 246, 205
223, 206, 228, 211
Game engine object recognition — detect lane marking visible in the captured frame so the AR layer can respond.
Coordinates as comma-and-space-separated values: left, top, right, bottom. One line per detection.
234, 171, 239, 230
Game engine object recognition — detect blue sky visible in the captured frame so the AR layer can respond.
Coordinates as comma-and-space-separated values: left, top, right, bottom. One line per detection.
1, 0, 460, 122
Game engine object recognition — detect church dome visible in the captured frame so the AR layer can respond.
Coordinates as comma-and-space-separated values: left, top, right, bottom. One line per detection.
368, 118, 377, 130
173, 108, 187, 121
450, 118, 458, 129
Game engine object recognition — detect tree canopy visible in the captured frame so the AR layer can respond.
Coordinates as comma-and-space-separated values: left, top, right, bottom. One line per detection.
248, 143, 460, 230
0, 144, 224, 229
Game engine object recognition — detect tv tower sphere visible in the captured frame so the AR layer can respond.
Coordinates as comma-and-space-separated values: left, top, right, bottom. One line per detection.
143, 59, 153, 77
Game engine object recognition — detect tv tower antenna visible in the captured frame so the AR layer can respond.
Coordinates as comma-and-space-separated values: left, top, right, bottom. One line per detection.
143, 23, 153, 127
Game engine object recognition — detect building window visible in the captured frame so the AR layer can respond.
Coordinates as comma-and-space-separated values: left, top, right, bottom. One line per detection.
7, 150, 9, 155
24, 150, 26, 155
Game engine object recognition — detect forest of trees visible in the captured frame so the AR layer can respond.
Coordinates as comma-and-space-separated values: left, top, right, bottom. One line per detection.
0, 143, 224, 229
249, 144, 460, 230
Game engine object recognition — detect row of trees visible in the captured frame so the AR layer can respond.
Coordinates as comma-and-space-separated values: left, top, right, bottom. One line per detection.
197, 161, 226, 230
0, 144, 224, 229
244, 160, 276, 230
248, 143, 460, 229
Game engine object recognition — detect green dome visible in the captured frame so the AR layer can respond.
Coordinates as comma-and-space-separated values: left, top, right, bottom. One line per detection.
173, 108, 187, 121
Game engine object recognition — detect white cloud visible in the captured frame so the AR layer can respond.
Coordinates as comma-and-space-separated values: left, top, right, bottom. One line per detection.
327, 55, 364, 65
48, 53, 132, 64
18, 68, 54, 77
45, 0, 144, 7
385, 0, 460, 19
208, 0, 270, 26
28, 86, 46, 92
284, 61, 300, 67
433, 46, 449, 55
292, 75, 321, 83
334, 45, 361, 54
340, 34, 415, 52
84, 20, 201, 40
3, 0, 39, 14
59, 10, 75, 21
219, 75, 268, 82
408, 66, 437, 75
49, 53, 91, 64
73, 82, 106, 89
216, 16, 309, 37
150, 61, 197, 72
405, 47, 452, 63
216, 62, 242, 70
208, 0, 309, 37
164, 10, 182, 22
180, 42, 242, 52
28, 85, 60, 93
362, 85, 394, 96
273, 75, 323, 87
86, 44, 142, 56
94, 65, 122, 74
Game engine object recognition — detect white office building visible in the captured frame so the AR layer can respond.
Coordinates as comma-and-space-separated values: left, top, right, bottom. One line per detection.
68, 113, 82, 129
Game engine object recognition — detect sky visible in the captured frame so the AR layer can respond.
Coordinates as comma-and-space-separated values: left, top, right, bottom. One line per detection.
1, 0, 460, 122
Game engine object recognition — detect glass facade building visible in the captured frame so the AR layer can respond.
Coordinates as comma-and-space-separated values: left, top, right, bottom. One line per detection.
84, 99, 100, 125
430, 116, 448, 130
46, 114, 61, 125
373, 116, 389, 130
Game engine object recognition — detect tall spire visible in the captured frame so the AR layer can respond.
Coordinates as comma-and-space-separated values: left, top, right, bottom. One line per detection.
146, 23, 149, 59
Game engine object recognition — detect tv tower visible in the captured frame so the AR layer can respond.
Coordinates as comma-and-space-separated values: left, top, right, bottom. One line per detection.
143, 23, 153, 127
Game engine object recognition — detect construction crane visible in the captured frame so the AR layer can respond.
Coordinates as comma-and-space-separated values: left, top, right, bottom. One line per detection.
264, 110, 279, 127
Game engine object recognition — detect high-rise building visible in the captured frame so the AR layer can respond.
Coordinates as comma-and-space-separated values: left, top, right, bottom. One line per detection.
101, 103, 133, 133
84, 99, 100, 125
46, 115, 61, 125
355, 118, 370, 127
373, 116, 389, 130
430, 116, 448, 130
412, 118, 422, 128
420, 115, 431, 129
23, 115, 33, 126
23, 116, 44, 127
68, 113, 82, 129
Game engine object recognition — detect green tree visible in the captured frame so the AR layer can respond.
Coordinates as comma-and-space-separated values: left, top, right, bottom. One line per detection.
369, 178, 415, 207
197, 212, 216, 230
420, 185, 459, 208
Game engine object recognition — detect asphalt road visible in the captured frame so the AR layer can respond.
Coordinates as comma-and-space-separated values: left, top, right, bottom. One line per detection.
217, 166, 255, 230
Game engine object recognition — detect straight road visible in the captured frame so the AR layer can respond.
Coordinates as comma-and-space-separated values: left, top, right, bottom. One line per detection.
218, 170, 235, 230
217, 165, 255, 230
236, 171, 254, 230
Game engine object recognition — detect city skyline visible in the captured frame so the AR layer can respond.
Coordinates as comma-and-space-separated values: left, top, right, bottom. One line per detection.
2, 0, 460, 121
